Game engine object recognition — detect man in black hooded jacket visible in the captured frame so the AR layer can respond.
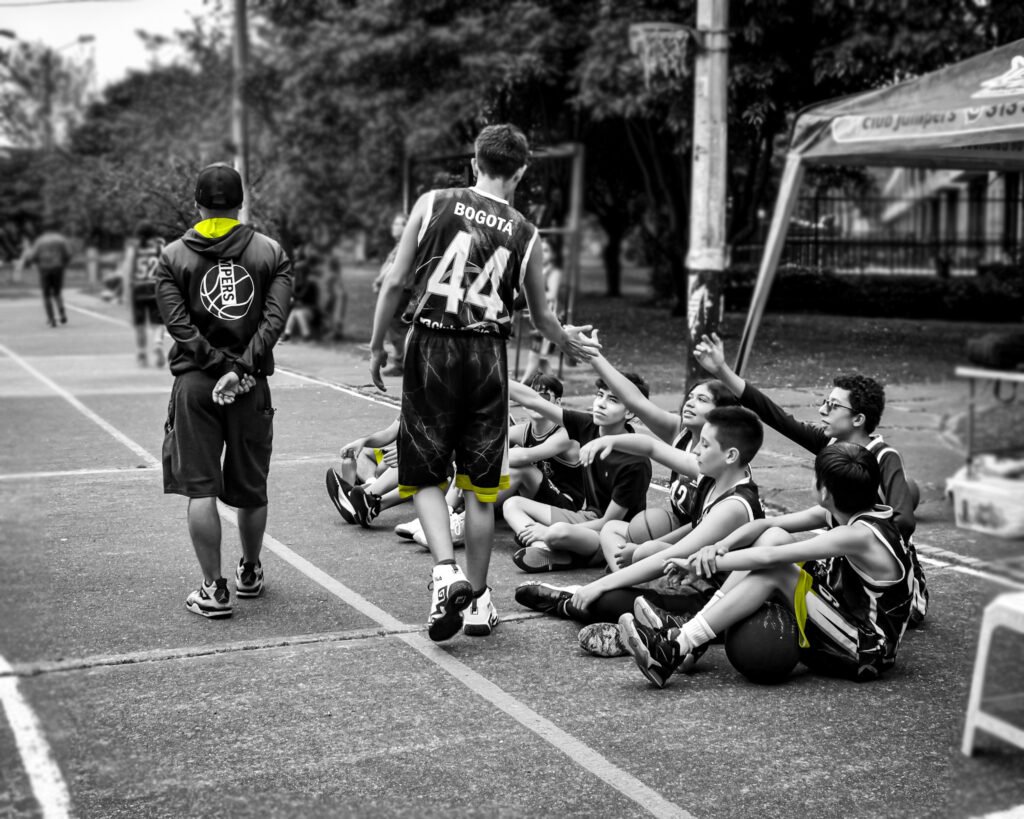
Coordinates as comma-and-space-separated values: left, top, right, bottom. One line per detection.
156, 163, 292, 619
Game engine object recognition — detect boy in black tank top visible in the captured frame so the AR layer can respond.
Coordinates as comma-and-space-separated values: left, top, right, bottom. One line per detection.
368, 124, 600, 642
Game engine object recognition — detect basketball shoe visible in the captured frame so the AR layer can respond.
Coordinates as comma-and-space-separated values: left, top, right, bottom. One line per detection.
427, 563, 473, 642
350, 486, 381, 528
618, 613, 685, 688
633, 597, 705, 673
463, 588, 499, 637
394, 517, 423, 540
412, 507, 465, 550
185, 578, 232, 619
325, 467, 356, 524
235, 559, 264, 598
578, 623, 627, 657
514, 581, 579, 617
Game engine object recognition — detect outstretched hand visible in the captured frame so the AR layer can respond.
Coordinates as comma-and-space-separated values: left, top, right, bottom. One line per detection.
559, 325, 601, 362
693, 333, 726, 375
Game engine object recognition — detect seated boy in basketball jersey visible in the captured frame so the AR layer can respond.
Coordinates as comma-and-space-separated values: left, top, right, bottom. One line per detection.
618, 442, 915, 688
694, 332, 928, 624
325, 417, 405, 527
517, 407, 764, 634
369, 123, 599, 642
504, 374, 653, 572
498, 373, 585, 513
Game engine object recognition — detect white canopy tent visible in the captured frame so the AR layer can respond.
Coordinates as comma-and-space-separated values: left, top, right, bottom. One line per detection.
735, 38, 1024, 374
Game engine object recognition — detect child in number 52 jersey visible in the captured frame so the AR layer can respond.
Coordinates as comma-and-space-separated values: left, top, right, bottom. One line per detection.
369, 124, 600, 643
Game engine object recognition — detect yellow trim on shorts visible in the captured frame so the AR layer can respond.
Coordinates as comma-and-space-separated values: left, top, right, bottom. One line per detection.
373, 448, 386, 465
397, 481, 449, 499
454, 474, 511, 504
793, 563, 814, 649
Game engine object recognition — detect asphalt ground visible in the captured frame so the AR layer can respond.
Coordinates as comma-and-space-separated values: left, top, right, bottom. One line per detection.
2, 284, 1024, 819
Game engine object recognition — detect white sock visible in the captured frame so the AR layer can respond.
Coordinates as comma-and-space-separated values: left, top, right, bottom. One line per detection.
678, 614, 716, 653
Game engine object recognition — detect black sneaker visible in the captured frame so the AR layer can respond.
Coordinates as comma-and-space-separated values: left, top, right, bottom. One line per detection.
350, 486, 381, 528
185, 578, 232, 619
235, 558, 264, 598
618, 613, 685, 688
325, 467, 357, 524
514, 581, 579, 617
633, 597, 705, 673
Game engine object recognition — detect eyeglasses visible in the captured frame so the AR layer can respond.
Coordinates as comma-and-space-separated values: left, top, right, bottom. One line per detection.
820, 397, 855, 413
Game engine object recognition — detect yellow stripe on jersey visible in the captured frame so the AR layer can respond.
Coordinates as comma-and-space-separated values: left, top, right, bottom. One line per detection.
455, 473, 511, 504
793, 564, 814, 649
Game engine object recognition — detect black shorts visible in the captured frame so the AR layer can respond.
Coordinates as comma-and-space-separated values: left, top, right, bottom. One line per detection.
398, 326, 509, 502
162, 370, 274, 507
132, 298, 161, 327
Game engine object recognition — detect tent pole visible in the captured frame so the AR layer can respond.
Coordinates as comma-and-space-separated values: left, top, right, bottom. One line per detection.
734, 153, 805, 376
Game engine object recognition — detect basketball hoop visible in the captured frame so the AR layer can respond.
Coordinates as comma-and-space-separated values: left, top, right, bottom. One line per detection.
628, 22, 694, 87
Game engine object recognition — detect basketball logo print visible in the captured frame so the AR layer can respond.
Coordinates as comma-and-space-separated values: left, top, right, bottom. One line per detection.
200, 259, 254, 320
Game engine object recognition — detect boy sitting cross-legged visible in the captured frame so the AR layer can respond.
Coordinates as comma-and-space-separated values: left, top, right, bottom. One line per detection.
498, 373, 585, 512
516, 406, 764, 650
619, 441, 915, 688
504, 374, 653, 572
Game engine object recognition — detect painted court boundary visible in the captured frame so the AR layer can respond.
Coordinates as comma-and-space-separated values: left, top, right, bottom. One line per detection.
0, 341, 693, 818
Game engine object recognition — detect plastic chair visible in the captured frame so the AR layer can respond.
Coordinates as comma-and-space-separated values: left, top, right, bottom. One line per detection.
962, 591, 1024, 756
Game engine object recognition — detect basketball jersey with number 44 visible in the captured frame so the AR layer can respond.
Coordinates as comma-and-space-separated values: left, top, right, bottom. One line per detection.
409, 188, 538, 338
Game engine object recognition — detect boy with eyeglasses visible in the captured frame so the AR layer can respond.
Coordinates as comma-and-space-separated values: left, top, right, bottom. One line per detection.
694, 333, 928, 625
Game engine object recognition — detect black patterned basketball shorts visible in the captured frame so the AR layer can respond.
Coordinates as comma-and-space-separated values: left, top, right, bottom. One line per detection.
398, 326, 510, 502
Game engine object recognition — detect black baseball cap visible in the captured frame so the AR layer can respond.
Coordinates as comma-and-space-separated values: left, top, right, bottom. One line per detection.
195, 163, 244, 209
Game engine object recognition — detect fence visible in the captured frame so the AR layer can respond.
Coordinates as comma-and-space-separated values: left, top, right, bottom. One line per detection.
732, 191, 1024, 276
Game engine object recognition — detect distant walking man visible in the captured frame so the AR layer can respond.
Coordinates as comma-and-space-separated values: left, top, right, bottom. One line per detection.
25, 225, 72, 327
155, 163, 292, 618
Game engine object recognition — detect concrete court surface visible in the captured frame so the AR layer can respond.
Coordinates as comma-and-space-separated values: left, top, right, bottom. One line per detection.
1, 290, 1024, 819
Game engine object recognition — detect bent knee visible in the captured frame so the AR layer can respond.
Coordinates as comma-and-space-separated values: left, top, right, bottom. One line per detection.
753, 526, 796, 548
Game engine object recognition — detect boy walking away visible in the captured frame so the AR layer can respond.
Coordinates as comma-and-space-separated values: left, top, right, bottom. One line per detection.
25, 225, 71, 327
619, 442, 915, 688
126, 222, 168, 367
369, 124, 599, 642
694, 332, 928, 626
505, 375, 652, 572
156, 163, 292, 619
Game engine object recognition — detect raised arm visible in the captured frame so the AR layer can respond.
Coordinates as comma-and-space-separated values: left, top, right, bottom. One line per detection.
579, 432, 698, 478
509, 380, 565, 426
587, 351, 680, 442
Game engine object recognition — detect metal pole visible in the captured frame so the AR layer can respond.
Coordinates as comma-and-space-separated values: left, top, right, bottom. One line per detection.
232, 0, 250, 222
561, 144, 585, 377
683, 0, 729, 392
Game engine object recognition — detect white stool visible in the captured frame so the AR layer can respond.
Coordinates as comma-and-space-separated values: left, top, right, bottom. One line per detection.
962, 591, 1024, 756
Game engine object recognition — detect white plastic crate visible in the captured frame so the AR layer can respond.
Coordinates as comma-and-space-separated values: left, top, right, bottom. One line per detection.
947, 468, 1024, 539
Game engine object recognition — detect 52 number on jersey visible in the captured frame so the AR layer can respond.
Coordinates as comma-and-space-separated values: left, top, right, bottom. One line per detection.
425, 230, 510, 320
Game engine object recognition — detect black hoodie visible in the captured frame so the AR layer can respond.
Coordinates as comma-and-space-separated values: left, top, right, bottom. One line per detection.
155, 219, 292, 378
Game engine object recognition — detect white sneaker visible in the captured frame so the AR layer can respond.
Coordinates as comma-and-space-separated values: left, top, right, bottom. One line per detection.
463, 588, 499, 637
449, 510, 466, 546
427, 563, 473, 642
412, 508, 466, 551
394, 517, 422, 540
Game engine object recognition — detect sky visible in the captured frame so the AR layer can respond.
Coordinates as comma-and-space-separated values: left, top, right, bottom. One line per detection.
0, 0, 215, 89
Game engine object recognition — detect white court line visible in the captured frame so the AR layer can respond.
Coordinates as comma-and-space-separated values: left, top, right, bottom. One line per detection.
0, 342, 159, 468
0, 467, 158, 482
223, 504, 692, 819
0, 656, 71, 819
64, 303, 128, 327
0, 339, 694, 819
